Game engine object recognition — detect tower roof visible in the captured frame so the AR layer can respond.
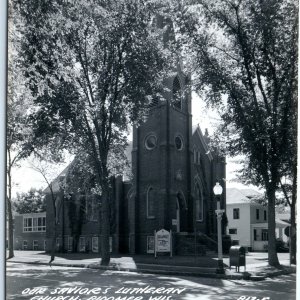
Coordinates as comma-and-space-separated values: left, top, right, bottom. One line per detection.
192, 124, 213, 161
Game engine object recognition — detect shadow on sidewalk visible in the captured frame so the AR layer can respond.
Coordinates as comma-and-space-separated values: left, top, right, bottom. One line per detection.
42, 251, 226, 268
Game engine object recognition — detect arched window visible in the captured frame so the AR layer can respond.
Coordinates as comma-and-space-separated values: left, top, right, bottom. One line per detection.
193, 148, 197, 164
175, 135, 183, 150
176, 191, 187, 210
195, 183, 203, 221
173, 76, 182, 110
147, 187, 155, 218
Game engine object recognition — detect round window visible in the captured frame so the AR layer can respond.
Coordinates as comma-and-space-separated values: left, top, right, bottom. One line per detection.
175, 136, 183, 150
145, 135, 157, 150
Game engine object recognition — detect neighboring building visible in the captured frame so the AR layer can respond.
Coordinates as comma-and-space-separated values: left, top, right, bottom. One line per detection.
13, 212, 47, 251
227, 188, 290, 251
227, 188, 268, 251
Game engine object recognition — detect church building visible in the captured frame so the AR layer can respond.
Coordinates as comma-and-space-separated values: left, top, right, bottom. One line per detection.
45, 17, 226, 256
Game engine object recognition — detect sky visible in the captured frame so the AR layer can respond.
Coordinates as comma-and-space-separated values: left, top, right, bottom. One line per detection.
10, 92, 259, 198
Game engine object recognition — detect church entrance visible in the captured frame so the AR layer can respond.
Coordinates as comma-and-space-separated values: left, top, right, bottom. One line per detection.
175, 192, 187, 233
176, 198, 180, 232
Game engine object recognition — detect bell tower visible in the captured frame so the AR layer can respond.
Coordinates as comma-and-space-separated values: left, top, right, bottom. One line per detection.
130, 16, 194, 254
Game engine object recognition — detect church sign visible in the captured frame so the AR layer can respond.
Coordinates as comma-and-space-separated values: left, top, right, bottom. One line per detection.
154, 229, 172, 258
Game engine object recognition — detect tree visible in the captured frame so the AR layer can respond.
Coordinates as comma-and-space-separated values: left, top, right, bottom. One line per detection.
7, 0, 33, 258
28, 154, 67, 263
174, 0, 297, 266
16, 0, 170, 265
13, 188, 46, 214
6, 92, 30, 259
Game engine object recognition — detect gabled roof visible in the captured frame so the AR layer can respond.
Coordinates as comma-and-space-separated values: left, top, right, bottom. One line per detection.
43, 141, 134, 195
239, 189, 262, 197
226, 188, 262, 204
192, 124, 213, 161
43, 165, 70, 194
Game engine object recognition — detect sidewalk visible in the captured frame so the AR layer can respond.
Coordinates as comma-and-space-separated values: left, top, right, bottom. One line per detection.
7, 250, 296, 281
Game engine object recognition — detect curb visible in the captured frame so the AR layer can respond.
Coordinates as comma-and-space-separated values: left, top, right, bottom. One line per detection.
8, 259, 295, 281
7, 259, 279, 281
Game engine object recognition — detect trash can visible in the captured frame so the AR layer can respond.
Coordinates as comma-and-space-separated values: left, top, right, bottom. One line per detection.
229, 246, 246, 272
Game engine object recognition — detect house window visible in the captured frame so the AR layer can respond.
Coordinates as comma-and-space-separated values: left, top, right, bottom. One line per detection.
197, 152, 201, 164
33, 240, 38, 250
264, 210, 267, 221
173, 76, 182, 109
92, 237, 98, 253
195, 183, 203, 221
147, 187, 155, 218
262, 229, 268, 241
23, 216, 46, 232
23, 240, 28, 250
229, 228, 237, 234
254, 229, 257, 241
79, 237, 86, 252
68, 237, 73, 252
23, 218, 32, 232
256, 209, 260, 220
233, 208, 240, 219
193, 149, 197, 164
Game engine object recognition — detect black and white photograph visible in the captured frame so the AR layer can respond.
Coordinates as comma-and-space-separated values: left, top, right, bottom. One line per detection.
5, 0, 297, 299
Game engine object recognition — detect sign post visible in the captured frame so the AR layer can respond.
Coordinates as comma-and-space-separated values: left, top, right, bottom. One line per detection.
154, 229, 172, 258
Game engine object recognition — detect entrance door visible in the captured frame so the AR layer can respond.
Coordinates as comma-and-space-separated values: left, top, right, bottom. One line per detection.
176, 198, 180, 232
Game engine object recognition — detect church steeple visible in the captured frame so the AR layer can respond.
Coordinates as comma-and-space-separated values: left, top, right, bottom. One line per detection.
153, 14, 175, 46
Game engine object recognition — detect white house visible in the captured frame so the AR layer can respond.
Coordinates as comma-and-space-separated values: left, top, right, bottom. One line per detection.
226, 188, 290, 251
227, 188, 268, 251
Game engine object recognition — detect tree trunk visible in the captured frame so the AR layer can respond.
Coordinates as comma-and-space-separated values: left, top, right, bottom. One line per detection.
49, 193, 57, 263
7, 166, 14, 259
100, 180, 110, 266
289, 162, 297, 264
290, 202, 296, 264
7, 197, 14, 259
267, 186, 280, 267
50, 231, 56, 263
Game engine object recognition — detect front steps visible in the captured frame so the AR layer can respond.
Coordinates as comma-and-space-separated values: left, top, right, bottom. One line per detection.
173, 232, 217, 256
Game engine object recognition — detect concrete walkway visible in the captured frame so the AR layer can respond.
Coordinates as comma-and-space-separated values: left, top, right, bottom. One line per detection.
6, 251, 295, 281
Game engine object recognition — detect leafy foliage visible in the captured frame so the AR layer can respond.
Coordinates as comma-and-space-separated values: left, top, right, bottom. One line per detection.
172, 0, 297, 266
13, 188, 46, 214
16, 0, 171, 264
7, 0, 36, 259
175, 0, 297, 189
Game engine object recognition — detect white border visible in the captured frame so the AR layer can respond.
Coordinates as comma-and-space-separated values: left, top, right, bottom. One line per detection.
1, 0, 6, 298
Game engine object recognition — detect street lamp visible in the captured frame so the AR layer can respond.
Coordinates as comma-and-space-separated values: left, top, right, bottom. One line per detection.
213, 182, 225, 274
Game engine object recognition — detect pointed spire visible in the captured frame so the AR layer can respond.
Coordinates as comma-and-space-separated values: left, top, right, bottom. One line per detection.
154, 14, 175, 46
205, 128, 209, 137
204, 128, 210, 145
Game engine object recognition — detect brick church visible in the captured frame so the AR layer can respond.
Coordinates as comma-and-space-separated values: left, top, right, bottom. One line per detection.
45, 17, 226, 255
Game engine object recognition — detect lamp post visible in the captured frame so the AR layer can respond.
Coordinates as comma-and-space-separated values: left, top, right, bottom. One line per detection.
213, 182, 225, 274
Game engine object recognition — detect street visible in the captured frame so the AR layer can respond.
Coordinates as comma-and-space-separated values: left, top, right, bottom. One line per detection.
6, 262, 296, 300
